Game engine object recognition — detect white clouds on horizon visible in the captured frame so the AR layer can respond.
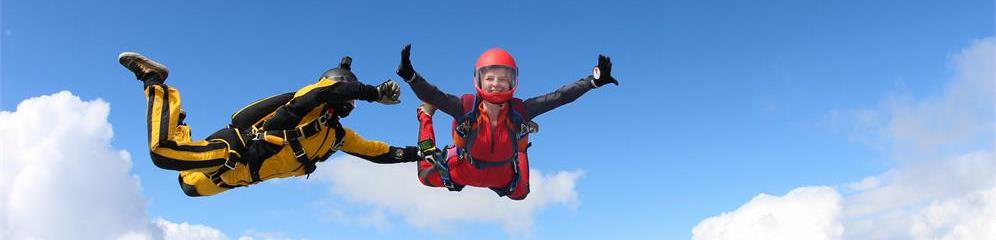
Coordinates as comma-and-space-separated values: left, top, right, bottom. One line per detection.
156, 218, 228, 240
693, 38, 996, 239
1, 91, 160, 239
692, 187, 843, 240
312, 155, 583, 234
0, 91, 230, 240
1, 89, 579, 239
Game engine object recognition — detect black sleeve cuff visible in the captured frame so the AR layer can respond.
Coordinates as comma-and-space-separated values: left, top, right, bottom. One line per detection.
403, 146, 420, 162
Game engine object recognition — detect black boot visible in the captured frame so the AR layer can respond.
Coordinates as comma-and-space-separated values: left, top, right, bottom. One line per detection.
118, 52, 169, 85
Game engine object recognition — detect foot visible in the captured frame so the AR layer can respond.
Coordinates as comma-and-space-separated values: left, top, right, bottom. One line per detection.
118, 52, 169, 85
418, 102, 436, 116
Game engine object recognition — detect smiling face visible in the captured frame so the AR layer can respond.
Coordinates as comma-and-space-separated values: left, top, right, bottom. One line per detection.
477, 66, 516, 93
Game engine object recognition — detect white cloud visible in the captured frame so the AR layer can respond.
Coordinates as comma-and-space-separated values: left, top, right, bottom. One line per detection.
694, 38, 995, 239
0, 91, 229, 240
311, 155, 583, 234
156, 218, 228, 240
910, 186, 996, 240
692, 187, 843, 240
236, 229, 306, 240
841, 150, 995, 239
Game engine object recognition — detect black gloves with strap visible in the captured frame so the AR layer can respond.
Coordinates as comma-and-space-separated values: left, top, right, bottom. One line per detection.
591, 54, 619, 88
375, 80, 401, 105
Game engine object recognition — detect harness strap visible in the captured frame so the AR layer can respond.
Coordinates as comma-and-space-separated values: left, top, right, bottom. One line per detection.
427, 147, 462, 191
316, 121, 345, 162
208, 167, 240, 189
491, 157, 521, 197
257, 111, 331, 142
241, 110, 343, 181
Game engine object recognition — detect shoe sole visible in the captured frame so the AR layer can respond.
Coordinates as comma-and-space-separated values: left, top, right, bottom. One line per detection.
118, 52, 169, 81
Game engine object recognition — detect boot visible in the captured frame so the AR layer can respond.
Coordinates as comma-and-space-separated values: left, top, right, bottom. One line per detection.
118, 52, 169, 85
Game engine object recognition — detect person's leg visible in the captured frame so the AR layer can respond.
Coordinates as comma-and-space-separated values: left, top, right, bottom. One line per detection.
120, 52, 238, 173
506, 154, 530, 200
178, 170, 231, 197
416, 104, 448, 187
145, 83, 237, 173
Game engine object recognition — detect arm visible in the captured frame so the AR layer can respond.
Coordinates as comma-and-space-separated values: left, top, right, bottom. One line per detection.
524, 54, 620, 119
397, 44, 465, 117
523, 77, 595, 119
263, 79, 380, 130
340, 127, 419, 164
407, 75, 464, 117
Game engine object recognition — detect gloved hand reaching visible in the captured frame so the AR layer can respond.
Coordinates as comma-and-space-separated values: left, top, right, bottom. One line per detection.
376, 80, 402, 105
397, 44, 417, 83
591, 54, 619, 88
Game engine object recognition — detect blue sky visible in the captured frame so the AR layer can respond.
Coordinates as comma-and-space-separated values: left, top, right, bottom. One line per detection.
2, 1, 993, 239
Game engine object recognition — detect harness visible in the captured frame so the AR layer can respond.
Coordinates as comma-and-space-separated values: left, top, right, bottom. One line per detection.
250, 110, 345, 177
209, 97, 345, 188
440, 95, 537, 196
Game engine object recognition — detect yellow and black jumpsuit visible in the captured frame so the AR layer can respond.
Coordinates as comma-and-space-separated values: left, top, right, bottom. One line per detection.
144, 78, 417, 197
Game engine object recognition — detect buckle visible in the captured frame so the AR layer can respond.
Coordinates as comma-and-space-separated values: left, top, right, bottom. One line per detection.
318, 112, 330, 125
456, 121, 472, 137
457, 148, 467, 161
223, 158, 237, 169
294, 148, 307, 159
519, 121, 538, 137
252, 132, 265, 141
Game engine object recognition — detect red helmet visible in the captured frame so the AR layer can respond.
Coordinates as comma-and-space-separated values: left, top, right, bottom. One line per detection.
474, 48, 518, 103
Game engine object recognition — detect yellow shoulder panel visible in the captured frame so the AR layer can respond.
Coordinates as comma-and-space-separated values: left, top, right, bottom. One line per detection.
294, 77, 338, 98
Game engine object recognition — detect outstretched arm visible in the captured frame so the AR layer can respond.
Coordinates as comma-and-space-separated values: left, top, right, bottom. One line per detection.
264, 79, 376, 130
397, 44, 465, 117
524, 54, 619, 119
340, 127, 419, 164
523, 77, 595, 119
264, 78, 400, 130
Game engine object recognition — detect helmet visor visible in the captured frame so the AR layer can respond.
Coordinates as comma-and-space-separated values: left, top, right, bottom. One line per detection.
475, 65, 518, 89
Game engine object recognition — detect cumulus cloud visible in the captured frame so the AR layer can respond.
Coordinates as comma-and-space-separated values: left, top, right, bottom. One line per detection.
156, 218, 228, 240
910, 186, 996, 240
312, 155, 583, 233
0, 91, 228, 239
692, 187, 843, 240
694, 38, 995, 239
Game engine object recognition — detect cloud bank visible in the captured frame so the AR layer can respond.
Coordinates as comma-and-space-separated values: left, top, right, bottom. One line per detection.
693, 38, 995, 240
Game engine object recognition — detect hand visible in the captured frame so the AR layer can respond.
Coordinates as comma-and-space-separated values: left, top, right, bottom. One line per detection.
397, 44, 417, 82
376, 80, 401, 105
418, 102, 436, 116
592, 54, 619, 87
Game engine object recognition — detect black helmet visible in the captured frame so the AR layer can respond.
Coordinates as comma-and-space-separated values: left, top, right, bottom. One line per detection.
323, 56, 358, 118
321, 56, 358, 83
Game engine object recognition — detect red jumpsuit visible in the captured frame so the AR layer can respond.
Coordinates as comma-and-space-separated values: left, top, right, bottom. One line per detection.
407, 73, 596, 200
417, 96, 531, 199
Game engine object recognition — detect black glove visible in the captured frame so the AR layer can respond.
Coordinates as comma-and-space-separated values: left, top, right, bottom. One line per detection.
376, 80, 401, 105
403, 146, 421, 162
397, 44, 417, 83
591, 54, 619, 88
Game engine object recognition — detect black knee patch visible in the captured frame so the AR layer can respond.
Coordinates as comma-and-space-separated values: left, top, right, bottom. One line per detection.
178, 175, 203, 197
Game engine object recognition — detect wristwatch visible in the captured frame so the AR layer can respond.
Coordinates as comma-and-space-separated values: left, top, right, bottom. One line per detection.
590, 66, 602, 88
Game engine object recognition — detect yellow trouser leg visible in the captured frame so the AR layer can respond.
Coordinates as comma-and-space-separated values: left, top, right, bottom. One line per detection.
145, 84, 231, 173
177, 171, 229, 197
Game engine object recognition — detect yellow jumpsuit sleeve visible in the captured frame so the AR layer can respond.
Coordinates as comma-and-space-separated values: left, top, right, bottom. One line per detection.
339, 127, 391, 157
